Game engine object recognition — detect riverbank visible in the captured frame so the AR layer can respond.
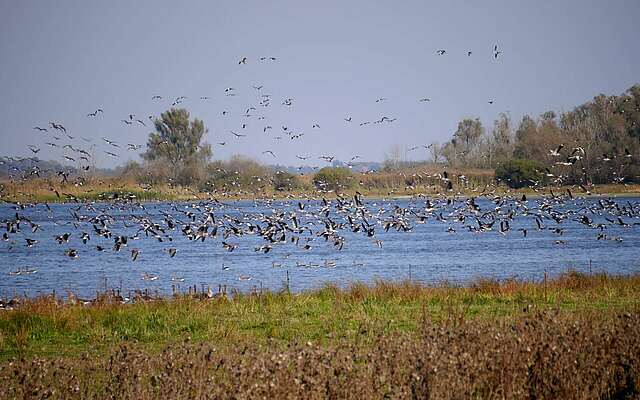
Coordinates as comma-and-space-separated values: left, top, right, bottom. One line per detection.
1, 271, 638, 358
0, 271, 639, 398
2, 177, 640, 204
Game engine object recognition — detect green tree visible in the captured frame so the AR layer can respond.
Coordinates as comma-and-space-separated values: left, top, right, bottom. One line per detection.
495, 159, 543, 188
142, 108, 212, 185
313, 167, 354, 191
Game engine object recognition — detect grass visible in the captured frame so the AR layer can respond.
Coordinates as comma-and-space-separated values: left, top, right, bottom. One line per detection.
1, 272, 639, 398
2, 174, 640, 204
0, 271, 638, 359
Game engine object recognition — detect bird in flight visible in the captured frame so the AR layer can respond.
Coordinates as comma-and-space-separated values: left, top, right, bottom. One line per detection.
493, 45, 502, 59
230, 131, 246, 138
239, 57, 247, 64
344, 117, 352, 122
33, 126, 48, 132
549, 144, 564, 157
259, 57, 277, 61
262, 150, 276, 158
151, 95, 162, 100
436, 49, 446, 55
87, 109, 103, 117
419, 98, 431, 102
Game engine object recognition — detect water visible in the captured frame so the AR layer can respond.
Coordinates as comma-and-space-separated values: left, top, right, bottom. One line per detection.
1, 196, 639, 298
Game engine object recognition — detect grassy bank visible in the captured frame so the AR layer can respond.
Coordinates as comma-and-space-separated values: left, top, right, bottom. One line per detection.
0, 272, 639, 398
1, 272, 638, 359
2, 176, 640, 204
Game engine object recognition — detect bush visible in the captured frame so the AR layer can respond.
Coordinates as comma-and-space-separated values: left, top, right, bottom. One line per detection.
271, 170, 300, 191
313, 167, 354, 191
495, 159, 543, 188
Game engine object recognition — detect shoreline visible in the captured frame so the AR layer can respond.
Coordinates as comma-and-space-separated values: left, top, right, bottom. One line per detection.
2, 182, 640, 204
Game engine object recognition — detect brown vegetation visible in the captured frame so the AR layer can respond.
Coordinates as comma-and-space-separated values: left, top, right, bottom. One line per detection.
0, 309, 638, 399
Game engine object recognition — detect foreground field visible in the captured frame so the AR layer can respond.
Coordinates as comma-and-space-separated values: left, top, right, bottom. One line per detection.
0, 272, 639, 398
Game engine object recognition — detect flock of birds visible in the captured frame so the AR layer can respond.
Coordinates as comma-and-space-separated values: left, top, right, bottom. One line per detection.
1, 186, 640, 304
2, 45, 514, 182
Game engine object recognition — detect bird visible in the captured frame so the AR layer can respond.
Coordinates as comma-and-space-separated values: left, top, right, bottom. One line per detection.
222, 241, 238, 252
230, 131, 246, 138
549, 144, 564, 157
87, 109, 103, 117
436, 49, 446, 55
493, 44, 502, 59
64, 249, 78, 258
33, 126, 48, 132
239, 57, 247, 64
130, 249, 140, 261
262, 150, 276, 157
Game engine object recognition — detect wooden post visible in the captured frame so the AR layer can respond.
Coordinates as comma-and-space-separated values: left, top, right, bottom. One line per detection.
286, 270, 290, 294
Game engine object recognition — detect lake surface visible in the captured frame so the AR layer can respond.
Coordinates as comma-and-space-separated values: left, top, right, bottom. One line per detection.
1, 195, 639, 298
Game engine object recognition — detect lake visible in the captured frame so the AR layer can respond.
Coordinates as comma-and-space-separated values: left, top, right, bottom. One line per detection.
1, 195, 639, 298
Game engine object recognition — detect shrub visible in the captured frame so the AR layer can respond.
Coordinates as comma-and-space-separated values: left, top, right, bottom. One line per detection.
495, 159, 543, 188
271, 170, 300, 191
313, 167, 354, 191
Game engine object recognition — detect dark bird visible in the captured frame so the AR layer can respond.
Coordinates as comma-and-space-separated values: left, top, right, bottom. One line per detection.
239, 57, 247, 64
436, 49, 446, 55
64, 249, 78, 258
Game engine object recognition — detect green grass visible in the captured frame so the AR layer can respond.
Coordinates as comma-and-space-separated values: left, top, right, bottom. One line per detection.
1, 271, 639, 359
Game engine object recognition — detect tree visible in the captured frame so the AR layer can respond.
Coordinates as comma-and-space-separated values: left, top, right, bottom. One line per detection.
313, 167, 354, 191
142, 108, 212, 185
428, 142, 442, 164
451, 118, 484, 166
495, 159, 543, 188
382, 144, 406, 170
490, 113, 514, 167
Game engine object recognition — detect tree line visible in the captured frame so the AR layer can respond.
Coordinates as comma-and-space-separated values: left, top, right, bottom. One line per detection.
434, 84, 640, 186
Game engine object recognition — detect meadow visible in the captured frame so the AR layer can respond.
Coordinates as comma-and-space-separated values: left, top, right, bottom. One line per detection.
0, 271, 639, 398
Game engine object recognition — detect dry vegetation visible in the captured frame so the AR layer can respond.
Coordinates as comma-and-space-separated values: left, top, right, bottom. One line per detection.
0, 272, 639, 398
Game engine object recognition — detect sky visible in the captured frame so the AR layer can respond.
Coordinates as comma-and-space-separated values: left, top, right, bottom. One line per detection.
1, 0, 639, 169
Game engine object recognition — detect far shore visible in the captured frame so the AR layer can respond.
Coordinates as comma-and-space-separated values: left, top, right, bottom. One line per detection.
2, 179, 640, 204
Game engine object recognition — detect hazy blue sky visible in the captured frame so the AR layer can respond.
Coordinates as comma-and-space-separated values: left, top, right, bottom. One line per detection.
1, 0, 639, 168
